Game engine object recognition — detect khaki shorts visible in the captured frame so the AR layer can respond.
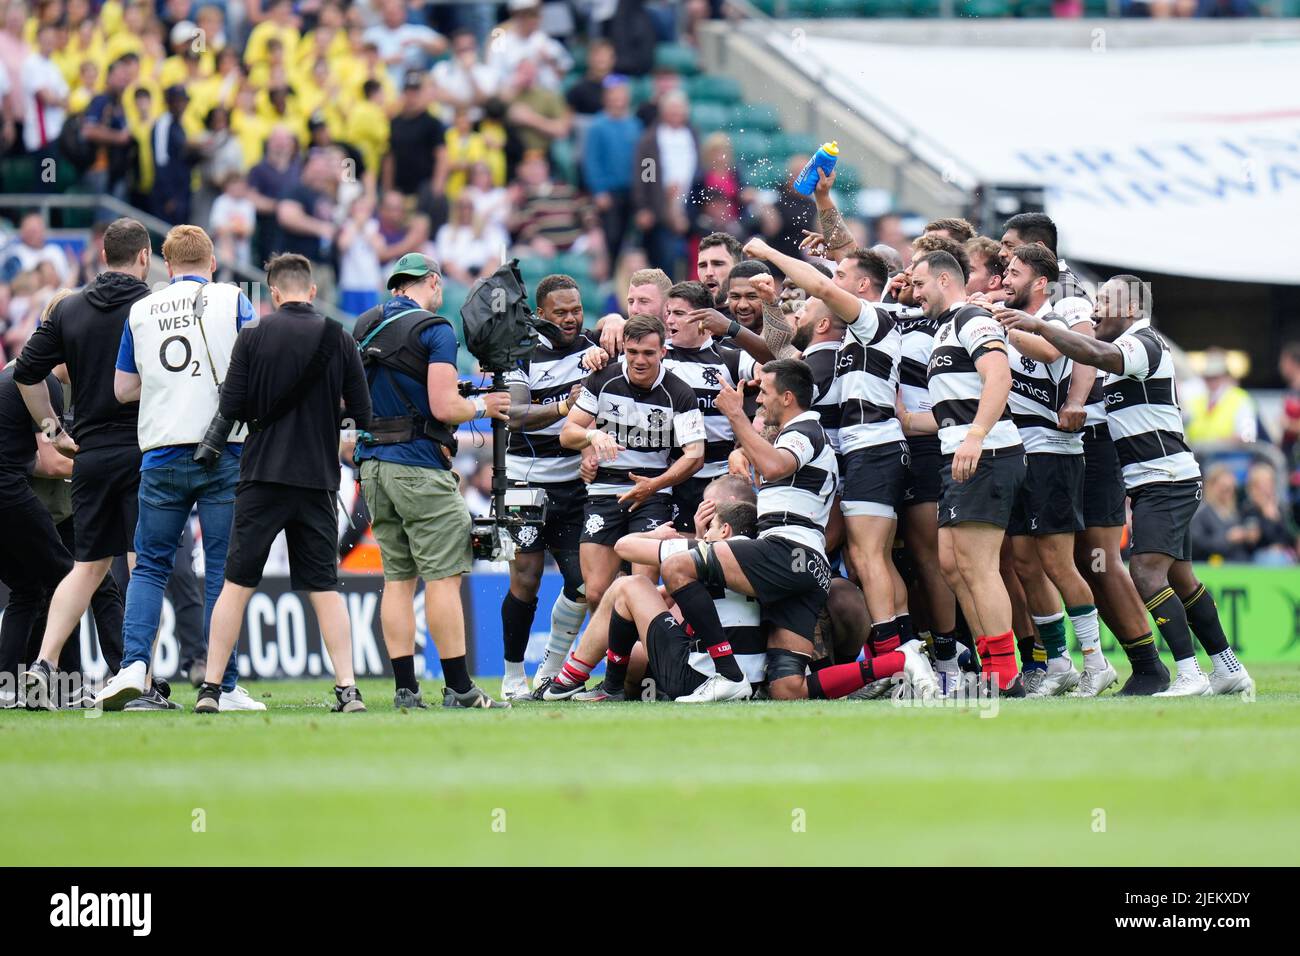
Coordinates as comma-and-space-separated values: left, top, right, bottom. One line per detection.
360, 459, 472, 581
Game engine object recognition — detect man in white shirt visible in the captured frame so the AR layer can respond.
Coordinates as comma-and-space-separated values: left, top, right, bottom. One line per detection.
4, 211, 73, 286
363, 0, 446, 89
21, 22, 67, 158
430, 30, 502, 124
487, 0, 572, 92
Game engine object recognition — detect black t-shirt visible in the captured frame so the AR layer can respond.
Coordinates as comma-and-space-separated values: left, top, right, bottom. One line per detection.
218, 302, 371, 491
566, 79, 604, 116
388, 111, 446, 196
279, 183, 332, 263
0, 366, 63, 506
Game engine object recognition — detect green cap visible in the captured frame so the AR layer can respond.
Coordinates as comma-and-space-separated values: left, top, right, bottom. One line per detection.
386, 252, 441, 290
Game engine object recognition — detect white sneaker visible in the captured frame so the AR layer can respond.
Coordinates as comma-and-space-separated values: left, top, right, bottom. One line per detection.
501, 673, 532, 701
1021, 668, 1047, 696
676, 673, 752, 703
95, 661, 147, 711
1153, 670, 1212, 698
219, 685, 267, 711
1031, 664, 1081, 697
1073, 660, 1119, 698
1208, 666, 1255, 698
898, 639, 939, 699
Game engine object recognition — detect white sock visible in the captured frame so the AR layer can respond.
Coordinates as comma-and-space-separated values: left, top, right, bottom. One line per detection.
504, 660, 525, 682
1175, 656, 1205, 679
1211, 648, 1243, 674
537, 594, 586, 679
1047, 655, 1074, 674
1067, 605, 1104, 671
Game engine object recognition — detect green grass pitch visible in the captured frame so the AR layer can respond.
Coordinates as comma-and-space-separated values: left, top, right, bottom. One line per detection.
2, 663, 1297, 866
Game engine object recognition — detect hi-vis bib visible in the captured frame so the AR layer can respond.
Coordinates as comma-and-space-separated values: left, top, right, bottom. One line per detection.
127, 279, 249, 452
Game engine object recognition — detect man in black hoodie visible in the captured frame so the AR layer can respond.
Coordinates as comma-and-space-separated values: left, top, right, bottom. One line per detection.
14, 217, 152, 710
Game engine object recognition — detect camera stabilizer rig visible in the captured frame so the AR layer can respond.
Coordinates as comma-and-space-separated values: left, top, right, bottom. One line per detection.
461, 376, 547, 562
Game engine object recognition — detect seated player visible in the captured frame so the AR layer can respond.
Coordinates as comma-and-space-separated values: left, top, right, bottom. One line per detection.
532, 476, 760, 701
661, 359, 938, 702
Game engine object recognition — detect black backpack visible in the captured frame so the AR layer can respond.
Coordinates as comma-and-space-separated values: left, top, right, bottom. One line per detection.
460, 258, 561, 372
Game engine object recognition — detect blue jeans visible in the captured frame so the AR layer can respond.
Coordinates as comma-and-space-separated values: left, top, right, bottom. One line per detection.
122, 453, 240, 691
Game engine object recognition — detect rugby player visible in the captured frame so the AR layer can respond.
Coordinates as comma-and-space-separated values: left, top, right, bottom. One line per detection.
1000, 277, 1253, 697
559, 314, 707, 615
988, 245, 1105, 696
902, 250, 1026, 694
662, 359, 882, 702
696, 232, 743, 307
535, 479, 763, 702
744, 237, 914, 659
499, 274, 601, 699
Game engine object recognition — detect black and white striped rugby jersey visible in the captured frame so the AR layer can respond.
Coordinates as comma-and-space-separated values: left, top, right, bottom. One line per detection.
662, 338, 757, 479
660, 536, 765, 684
836, 300, 904, 454
894, 308, 941, 415
1052, 262, 1109, 430
575, 362, 707, 497
759, 410, 839, 558
926, 303, 1023, 456
1105, 319, 1200, 489
801, 340, 843, 454
1006, 302, 1081, 455
504, 331, 599, 485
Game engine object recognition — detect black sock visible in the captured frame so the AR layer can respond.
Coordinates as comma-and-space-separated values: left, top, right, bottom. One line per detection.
441, 655, 472, 694
391, 654, 418, 693
672, 581, 742, 681
603, 610, 638, 691
1181, 584, 1230, 655
198, 681, 221, 701
895, 613, 914, 643
1017, 635, 1042, 671
869, 618, 901, 654
501, 592, 538, 664
932, 629, 958, 662
1143, 587, 1196, 661
1118, 631, 1162, 674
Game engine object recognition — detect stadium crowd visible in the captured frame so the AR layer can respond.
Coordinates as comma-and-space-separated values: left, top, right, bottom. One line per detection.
0, 0, 1292, 713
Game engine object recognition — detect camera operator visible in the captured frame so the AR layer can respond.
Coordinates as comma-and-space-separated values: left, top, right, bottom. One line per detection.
96, 225, 257, 712
194, 253, 372, 715
15, 217, 151, 710
352, 253, 510, 710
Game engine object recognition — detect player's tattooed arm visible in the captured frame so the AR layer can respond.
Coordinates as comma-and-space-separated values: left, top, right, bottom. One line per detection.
999, 309, 1124, 375
812, 168, 854, 261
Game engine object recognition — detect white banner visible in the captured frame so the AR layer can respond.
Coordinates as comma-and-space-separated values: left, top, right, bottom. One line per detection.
808, 37, 1300, 284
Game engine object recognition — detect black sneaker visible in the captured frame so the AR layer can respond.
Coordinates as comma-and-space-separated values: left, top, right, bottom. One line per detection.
1117, 662, 1171, 697
531, 675, 584, 701
571, 683, 626, 702
125, 687, 183, 711
194, 683, 222, 714
443, 683, 510, 709
393, 687, 427, 710
22, 660, 56, 711
153, 676, 172, 699
332, 684, 366, 713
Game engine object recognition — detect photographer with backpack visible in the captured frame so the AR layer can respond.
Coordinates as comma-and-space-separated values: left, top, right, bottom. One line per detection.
352, 253, 510, 710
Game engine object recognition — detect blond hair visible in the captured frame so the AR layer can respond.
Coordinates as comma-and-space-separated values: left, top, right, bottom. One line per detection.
161, 224, 215, 270
628, 268, 671, 297
39, 288, 76, 326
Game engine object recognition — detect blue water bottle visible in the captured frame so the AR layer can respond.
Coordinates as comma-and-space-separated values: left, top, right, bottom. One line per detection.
793, 141, 840, 196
